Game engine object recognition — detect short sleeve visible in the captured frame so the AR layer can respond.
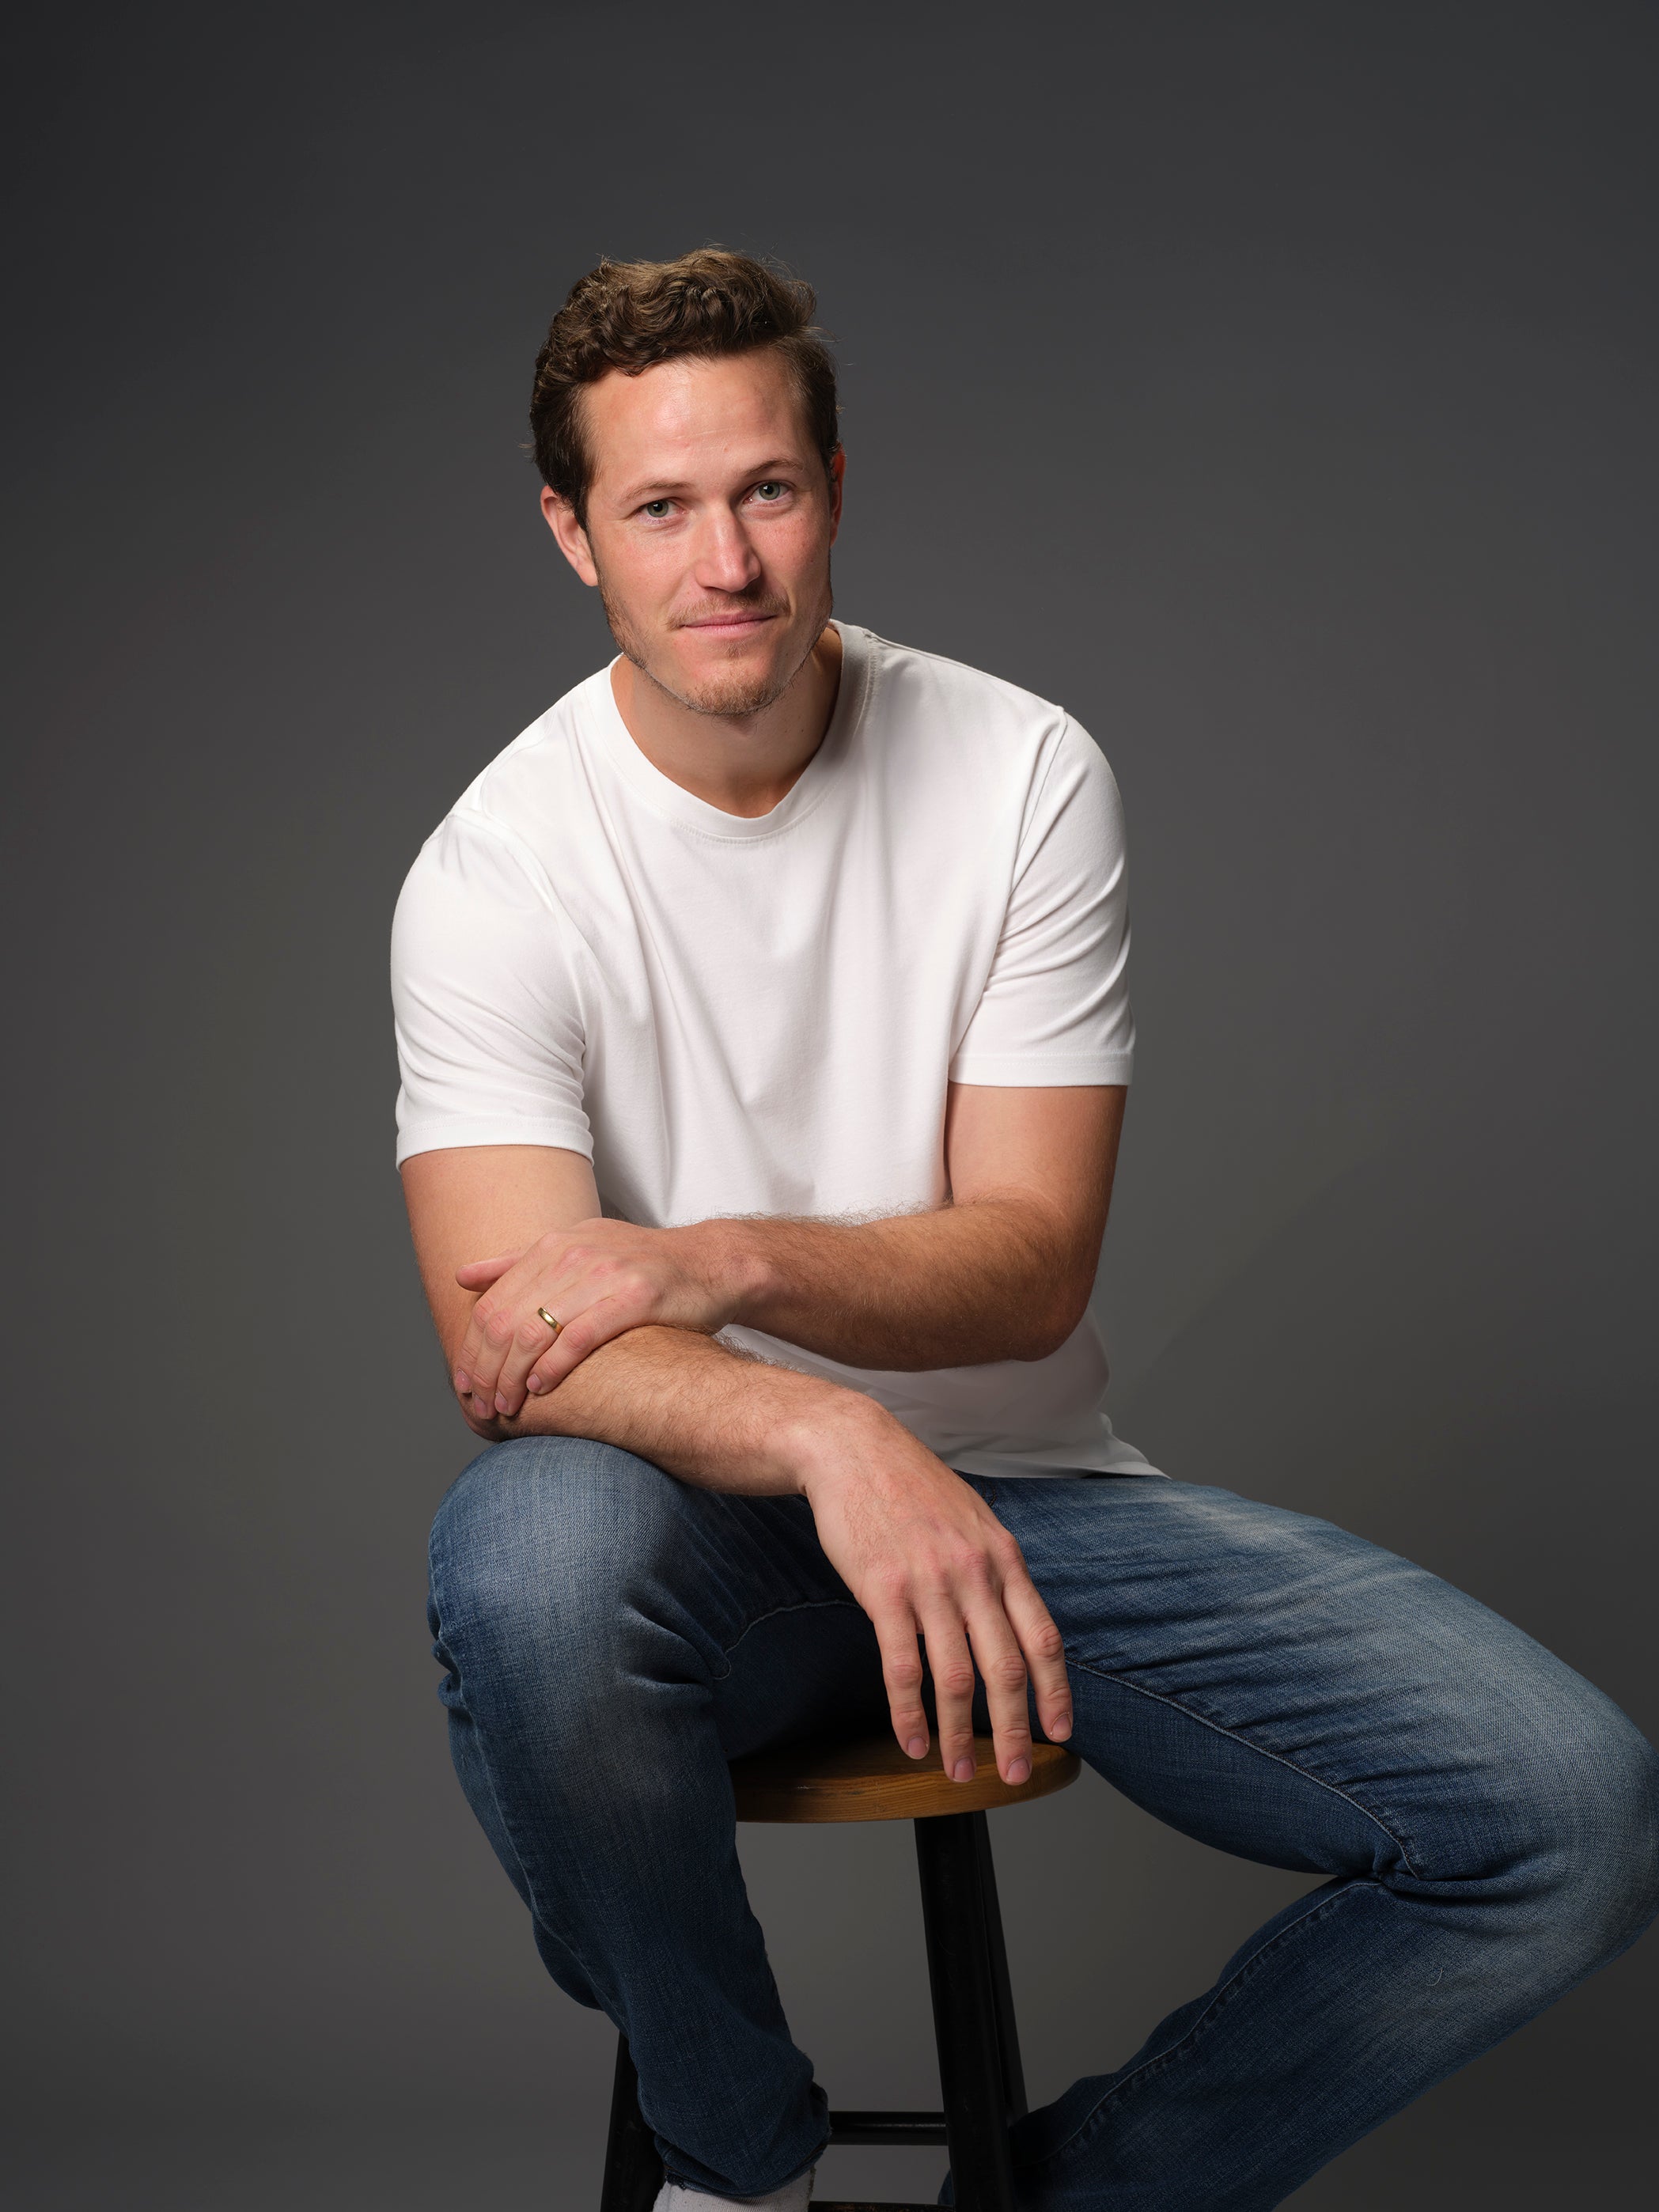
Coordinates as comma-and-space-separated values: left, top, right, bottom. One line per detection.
390, 812, 593, 1165
948, 718, 1135, 1086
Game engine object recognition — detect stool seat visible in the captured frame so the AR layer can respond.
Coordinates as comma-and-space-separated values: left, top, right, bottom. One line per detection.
731, 1733, 1080, 1823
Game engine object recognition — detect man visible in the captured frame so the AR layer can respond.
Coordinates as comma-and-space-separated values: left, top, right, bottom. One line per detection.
392, 250, 1656, 2211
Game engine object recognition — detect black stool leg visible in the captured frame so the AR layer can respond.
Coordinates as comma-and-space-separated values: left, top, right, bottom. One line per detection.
972, 1811, 1028, 2121
600, 2034, 664, 2212
915, 1811, 1018, 2212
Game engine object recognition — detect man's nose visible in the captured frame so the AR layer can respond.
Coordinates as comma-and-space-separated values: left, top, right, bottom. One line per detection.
692, 506, 763, 594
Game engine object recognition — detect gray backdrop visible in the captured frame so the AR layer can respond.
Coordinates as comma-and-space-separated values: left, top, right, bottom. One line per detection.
7, 3, 1655, 2206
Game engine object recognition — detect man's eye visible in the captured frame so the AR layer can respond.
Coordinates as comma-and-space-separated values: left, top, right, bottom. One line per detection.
752, 481, 786, 502
642, 499, 672, 520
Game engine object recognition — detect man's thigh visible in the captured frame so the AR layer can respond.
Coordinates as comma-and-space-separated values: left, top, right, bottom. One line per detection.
430, 1435, 889, 1764
979, 1472, 1637, 1885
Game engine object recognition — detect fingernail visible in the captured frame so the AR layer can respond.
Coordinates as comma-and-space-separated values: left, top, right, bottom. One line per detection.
907, 1736, 927, 1759
494, 1395, 510, 1414
1007, 1757, 1031, 1786
953, 1757, 975, 1783
1050, 1718, 1072, 1740
454, 1372, 470, 1393
526, 1376, 546, 1394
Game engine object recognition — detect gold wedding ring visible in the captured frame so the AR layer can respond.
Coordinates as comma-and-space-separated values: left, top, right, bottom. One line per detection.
536, 1305, 562, 1338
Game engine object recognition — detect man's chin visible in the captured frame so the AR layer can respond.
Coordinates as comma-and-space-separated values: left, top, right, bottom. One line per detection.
646, 644, 796, 721
678, 675, 791, 719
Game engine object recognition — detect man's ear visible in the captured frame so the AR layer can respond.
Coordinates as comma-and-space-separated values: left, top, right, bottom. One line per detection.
542, 487, 600, 588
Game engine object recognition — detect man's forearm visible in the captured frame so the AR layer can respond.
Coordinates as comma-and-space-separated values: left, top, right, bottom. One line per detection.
478, 1318, 874, 1492
671, 1085, 1123, 1371
698, 1194, 1091, 1371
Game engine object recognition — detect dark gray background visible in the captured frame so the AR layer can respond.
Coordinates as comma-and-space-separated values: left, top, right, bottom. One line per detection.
6, 2, 1655, 2205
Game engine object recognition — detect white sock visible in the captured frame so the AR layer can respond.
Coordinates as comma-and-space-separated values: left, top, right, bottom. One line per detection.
654, 2166, 813, 2211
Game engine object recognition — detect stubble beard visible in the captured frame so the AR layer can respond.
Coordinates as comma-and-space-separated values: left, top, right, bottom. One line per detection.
598, 569, 833, 722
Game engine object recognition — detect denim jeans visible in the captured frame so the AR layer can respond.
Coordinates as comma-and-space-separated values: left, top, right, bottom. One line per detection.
426, 1439, 1659, 2209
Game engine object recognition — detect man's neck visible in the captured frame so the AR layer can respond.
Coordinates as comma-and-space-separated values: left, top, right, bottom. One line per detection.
610, 623, 844, 819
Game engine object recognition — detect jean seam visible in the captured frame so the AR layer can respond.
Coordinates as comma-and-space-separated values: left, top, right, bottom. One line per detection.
1069, 1656, 1426, 1878
1025, 1882, 1356, 2172
715, 1596, 867, 1677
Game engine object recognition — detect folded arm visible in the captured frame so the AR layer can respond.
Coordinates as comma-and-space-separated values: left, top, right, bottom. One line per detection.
450, 1082, 1124, 1417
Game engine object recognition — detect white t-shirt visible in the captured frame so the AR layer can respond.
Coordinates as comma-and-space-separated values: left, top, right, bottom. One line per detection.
392, 623, 1157, 1480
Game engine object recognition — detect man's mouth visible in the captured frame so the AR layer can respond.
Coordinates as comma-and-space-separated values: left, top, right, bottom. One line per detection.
675, 608, 782, 637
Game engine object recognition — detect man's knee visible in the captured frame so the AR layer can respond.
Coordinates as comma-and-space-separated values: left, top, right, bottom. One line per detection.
1535, 1695, 1659, 1971
428, 1434, 689, 1676
1441, 1662, 1659, 1983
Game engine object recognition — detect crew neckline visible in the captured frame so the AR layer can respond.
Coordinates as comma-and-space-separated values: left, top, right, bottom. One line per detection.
588, 621, 873, 842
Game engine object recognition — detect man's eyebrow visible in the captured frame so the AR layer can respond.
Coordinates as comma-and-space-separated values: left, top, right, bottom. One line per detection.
615, 475, 691, 502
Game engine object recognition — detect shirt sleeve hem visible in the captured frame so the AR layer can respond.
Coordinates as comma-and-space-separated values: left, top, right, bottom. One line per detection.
945, 1051, 1134, 1087
394, 1117, 596, 1168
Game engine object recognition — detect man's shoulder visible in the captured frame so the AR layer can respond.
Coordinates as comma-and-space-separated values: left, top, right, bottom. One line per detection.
851, 627, 1103, 804
452, 662, 610, 826
858, 626, 1067, 735
395, 665, 614, 928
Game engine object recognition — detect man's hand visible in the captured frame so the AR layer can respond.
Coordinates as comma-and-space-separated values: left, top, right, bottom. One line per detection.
453, 1218, 748, 1422
788, 1396, 1074, 1786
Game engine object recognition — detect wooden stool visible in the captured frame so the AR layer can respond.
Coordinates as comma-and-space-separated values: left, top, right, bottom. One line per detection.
599, 1733, 1080, 2212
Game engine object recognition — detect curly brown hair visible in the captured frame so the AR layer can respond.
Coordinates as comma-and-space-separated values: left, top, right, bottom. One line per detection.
529, 248, 840, 525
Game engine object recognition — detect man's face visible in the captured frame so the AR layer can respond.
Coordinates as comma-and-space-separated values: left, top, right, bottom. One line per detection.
544, 348, 842, 719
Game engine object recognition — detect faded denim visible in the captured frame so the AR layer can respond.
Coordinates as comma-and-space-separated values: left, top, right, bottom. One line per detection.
426, 1438, 1659, 2209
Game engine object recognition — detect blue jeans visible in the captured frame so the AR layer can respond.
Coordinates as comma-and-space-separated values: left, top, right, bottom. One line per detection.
426, 1440, 1659, 2209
